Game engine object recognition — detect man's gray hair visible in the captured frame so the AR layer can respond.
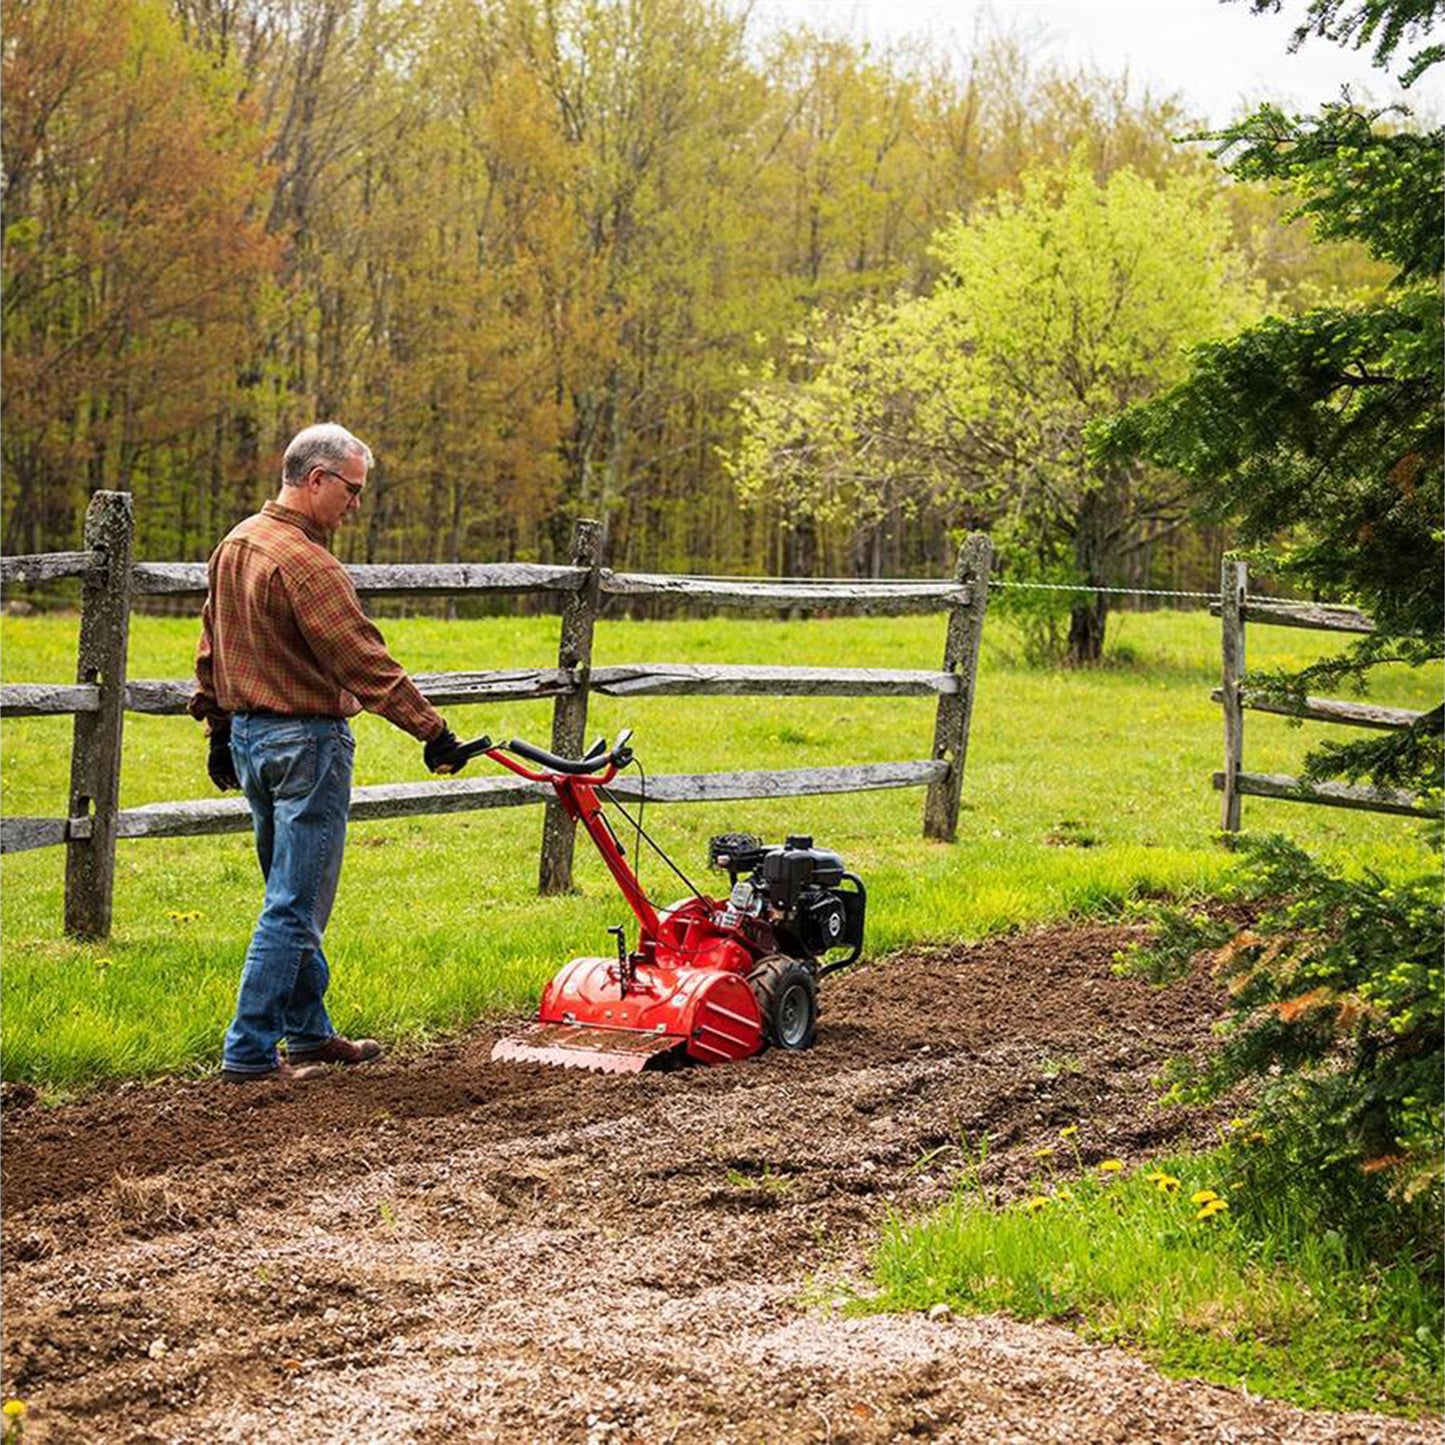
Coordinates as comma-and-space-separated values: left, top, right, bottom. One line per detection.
281, 423, 374, 485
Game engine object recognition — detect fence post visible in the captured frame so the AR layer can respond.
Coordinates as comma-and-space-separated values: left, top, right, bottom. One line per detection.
1219, 558, 1248, 834
538, 518, 605, 894
924, 532, 993, 842
64, 490, 135, 938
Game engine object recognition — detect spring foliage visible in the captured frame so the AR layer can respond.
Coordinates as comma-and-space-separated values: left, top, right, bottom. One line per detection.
1097, 42, 1443, 793
2, 0, 278, 555
1, 0, 1383, 583
728, 155, 1259, 660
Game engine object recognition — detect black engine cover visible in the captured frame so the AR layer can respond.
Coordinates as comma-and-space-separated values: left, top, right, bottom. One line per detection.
709, 831, 866, 965
759, 836, 845, 907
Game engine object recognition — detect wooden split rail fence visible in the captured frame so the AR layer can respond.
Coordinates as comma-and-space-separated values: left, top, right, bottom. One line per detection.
1, 491, 994, 939
1214, 558, 1436, 829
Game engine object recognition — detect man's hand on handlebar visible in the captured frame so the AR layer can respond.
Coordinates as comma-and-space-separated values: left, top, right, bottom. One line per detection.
424, 725, 473, 775
430, 730, 633, 780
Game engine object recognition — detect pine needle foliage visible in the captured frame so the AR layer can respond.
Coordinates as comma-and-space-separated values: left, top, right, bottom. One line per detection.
1104, 0, 1443, 1230
1236, 0, 1445, 85
1119, 835, 1443, 1212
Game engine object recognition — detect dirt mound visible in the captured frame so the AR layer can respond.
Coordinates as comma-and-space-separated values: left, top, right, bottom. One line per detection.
2, 924, 1433, 1442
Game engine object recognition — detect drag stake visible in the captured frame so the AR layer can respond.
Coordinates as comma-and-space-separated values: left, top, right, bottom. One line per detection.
608, 924, 636, 995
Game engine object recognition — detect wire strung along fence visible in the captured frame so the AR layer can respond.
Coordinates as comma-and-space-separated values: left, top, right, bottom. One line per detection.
0, 491, 994, 940
1213, 558, 1437, 830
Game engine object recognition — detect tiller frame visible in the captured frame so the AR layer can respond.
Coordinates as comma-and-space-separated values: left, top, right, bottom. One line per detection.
449, 730, 862, 1074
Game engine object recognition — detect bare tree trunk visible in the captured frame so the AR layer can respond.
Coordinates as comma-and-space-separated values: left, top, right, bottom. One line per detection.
1068, 489, 1110, 666
1067, 594, 1108, 665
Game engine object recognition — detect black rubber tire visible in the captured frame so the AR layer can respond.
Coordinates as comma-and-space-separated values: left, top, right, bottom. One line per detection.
748, 955, 818, 1051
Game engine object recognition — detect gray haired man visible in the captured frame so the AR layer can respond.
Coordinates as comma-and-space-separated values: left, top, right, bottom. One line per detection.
191, 423, 473, 1082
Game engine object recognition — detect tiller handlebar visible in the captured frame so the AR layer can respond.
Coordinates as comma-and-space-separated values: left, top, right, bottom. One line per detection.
458, 730, 660, 945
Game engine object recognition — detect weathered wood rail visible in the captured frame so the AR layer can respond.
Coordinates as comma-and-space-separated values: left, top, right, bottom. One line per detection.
1, 491, 993, 938
1, 665, 965, 718
1213, 559, 1436, 828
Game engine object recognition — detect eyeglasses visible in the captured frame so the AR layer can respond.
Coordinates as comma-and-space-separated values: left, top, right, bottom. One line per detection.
319, 468, 365, 500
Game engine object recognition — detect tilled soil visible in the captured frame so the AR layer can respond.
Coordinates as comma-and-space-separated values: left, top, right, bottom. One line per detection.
1, 923, 1434, 1443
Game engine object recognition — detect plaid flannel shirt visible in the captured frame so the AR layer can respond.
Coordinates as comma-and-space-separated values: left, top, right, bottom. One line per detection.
190, 500, 444, 742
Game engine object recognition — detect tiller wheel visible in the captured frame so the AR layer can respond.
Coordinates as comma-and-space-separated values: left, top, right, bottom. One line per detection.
453, 731, 866, 1073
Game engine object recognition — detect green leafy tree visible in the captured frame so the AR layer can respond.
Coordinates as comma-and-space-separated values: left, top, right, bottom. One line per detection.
729, 153, 1259, 661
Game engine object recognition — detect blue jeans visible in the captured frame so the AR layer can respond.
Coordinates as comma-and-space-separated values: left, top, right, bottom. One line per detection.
223, 715, 354, 1074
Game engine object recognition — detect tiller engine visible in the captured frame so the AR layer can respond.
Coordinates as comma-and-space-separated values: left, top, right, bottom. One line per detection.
452, 730, 865, 1073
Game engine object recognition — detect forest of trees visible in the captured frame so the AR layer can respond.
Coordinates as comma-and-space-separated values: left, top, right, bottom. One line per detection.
1, 0, 1391, 583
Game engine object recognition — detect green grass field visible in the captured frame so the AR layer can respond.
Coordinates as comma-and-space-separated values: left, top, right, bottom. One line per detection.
2, 608, 1434, 1087
870, 1141, 1443, 1415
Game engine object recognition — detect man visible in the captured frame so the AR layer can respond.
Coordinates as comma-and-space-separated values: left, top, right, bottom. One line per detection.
190, 423, 472, 1083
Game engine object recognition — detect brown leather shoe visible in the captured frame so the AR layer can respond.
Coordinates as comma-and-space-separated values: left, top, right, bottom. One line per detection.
287, 1034, 383, 1067
222, 1060, 327, 1085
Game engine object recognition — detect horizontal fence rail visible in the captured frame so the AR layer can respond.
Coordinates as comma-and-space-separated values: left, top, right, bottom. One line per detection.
1, 492, 994, 935
4, 558, 967, 608
587, 664, 960, 697
0, 664, 962, 719
1211, 770, 1436, 818
127, 560, 590, 598
1, 761, 948, 856
0, 552, 98, 586
601, 571, 969, 613
1209, 688, 1423, 731
1209, 597, 1375, 634
1216, 559, 1435, 829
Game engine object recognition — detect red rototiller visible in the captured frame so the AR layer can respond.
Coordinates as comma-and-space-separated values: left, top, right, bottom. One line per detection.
447, 730, 865, 1073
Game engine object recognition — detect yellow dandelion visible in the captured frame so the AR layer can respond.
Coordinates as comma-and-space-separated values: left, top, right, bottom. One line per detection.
1059, 1125, 1079, 1139
1228, 1117, 1247, 1131
1190, 1189, 1219, 1206
1098, 1159, 1124, 1174
1155, 1175, 1181, 1194
1024, 1195, 1050, 1212
1032, 1146, 1055, 1159
1055, 1187, 1075, 1202
3, 1400, 24, 1417
1197, 1199, 1229, 1221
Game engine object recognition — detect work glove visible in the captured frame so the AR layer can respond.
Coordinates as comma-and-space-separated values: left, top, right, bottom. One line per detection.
424, 724, 471, 775
207, 725, 240, 792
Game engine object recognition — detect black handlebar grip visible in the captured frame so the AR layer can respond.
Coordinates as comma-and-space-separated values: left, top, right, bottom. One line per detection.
507, 736, 616, 775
